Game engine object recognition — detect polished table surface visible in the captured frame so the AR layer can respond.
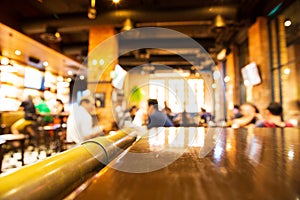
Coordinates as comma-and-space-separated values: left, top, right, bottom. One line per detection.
71, 127, 300, 200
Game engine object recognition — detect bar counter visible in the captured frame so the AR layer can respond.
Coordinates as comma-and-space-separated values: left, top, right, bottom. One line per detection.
69, 127, 300, 200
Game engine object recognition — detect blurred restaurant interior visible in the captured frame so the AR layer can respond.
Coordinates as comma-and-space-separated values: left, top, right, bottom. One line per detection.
0, 0, 300, 199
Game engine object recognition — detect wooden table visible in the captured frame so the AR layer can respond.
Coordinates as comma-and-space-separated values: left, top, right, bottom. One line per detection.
69, 127, 300, 200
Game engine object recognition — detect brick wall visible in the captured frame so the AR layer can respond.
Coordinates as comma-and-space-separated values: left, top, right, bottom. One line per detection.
248, 17, 272, 112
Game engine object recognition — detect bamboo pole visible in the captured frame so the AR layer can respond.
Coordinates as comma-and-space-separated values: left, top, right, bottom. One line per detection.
0, 128, 137, 200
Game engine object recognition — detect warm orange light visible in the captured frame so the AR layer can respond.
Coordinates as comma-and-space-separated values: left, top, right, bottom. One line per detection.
14, 50, 22, 55
91, 0, 96, 7
284, 19, 291, 27
0, 57, 9, 65
284, 68, 291, 75
224, 75, 230, 83
113, 0, 120, 3
54, 32, 61, 39
67, 70, 73, 76
43, 61, 49, 67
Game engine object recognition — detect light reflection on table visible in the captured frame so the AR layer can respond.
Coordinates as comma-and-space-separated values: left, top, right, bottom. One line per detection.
70, 128, 300, 200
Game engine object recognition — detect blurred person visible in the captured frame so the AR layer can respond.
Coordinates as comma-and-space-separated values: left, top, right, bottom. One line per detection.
199, 108, 212, 125
231, 104, 243, 119
255, 102, 294, 127
51, 99, 67, 125
178, 110, 196, 127
232, 103, 260, 128
52, 99, 65, 114
129, 105, 139, 121
147, 99, 173, 129
162, 101, 177, 123
35, 96, 52, 124
118, 105, 139, 129
132, 102, 148, 127
66, 96, 104, 144
11, 95, 36, 136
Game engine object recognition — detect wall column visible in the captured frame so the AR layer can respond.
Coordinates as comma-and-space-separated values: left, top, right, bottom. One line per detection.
88, 26, 118, 131
248, 17, 271, 111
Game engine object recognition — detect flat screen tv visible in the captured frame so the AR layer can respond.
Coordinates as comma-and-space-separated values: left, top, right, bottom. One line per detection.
241, 62, 261, 86
24, 67, 45, 90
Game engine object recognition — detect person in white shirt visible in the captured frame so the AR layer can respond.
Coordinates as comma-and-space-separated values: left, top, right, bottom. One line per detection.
67, 96, 104, 144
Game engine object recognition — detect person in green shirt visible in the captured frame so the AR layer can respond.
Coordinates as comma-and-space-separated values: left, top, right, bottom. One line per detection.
35, 96, 52, 124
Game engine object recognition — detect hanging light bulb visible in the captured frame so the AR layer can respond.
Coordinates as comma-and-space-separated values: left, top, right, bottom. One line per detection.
121, 18, 134, 31
88, 0, 97, 19
284, 19, 292, 27
214, 14, 226, 28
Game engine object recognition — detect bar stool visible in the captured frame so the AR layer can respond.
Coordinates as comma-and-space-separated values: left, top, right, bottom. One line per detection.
0, 134, 26, 173
38, 124, 62, 156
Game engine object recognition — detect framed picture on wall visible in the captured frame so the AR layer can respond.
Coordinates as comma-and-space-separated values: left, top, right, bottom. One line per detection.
95, 92, 105, 108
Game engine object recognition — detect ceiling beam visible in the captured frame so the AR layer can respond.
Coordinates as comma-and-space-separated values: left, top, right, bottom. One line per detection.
21, 6, 238, 34
119, 38, 215, 54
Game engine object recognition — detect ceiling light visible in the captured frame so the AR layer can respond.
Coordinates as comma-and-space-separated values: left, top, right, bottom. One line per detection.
284, 68, 290, 75
112, 0, 120, 3
88, 7, 97, 19
224, 76, 230, 83
40, 27, 62, 43
217, 48, 227, 61
43, 61, 49, 67
0, 57, 9, 65
67, 70, 73, 76
284, 19, 292, 27
92, 59, 98, 65
91, 0, 96, 7
79, 75, 85, 80
88, 0, 97, 19
214, 14, 226, 28
99, 59, 105, 65
121, 18, 134, 31
14, 50, 22, 56
54, 32, 61, 38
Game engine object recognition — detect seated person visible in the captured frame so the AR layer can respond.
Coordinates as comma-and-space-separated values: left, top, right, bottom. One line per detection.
119, 104, 139, 127
231, 104, 243, 119
35, 96, 52, 124
52, 99, 67, 124
147, 99, 173, 129
162, 101, 177, 123
199, 108, 212, 126
66, 96, 104, 144
11, 95, 37, 147
255, 102, 294, 127
179, 110, 196, 127
11, 95, 36, 137
232, 103, 260, 128
129, 105, 138, 121
52, 99, 65, 114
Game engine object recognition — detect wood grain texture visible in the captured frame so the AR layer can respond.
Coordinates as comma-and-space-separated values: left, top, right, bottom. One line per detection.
71, 127, 300, 200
